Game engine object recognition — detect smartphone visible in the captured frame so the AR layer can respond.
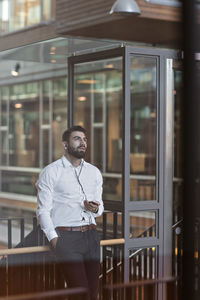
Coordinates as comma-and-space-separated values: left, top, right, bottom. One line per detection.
89, 201, 99, 206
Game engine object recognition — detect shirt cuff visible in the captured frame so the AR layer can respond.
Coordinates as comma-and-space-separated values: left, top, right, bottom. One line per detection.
47, 230, 58, 242
80, 200, 85, 209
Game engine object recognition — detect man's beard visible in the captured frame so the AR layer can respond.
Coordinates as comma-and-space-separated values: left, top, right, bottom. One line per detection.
67, 145, 86, 159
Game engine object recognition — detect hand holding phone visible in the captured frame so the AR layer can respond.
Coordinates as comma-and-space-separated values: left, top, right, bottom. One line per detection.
84, 200, 100, 213
89, 201, 99, 207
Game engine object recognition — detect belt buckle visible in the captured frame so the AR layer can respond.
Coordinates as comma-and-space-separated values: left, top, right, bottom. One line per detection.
81, 226, 87, 232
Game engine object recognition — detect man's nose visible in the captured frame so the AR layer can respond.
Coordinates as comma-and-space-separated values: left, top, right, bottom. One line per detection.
80, 139, 86, 146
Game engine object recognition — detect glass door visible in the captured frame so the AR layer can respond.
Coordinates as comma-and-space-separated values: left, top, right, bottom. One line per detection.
68, 46, 178, 299
68, 48, 124, 212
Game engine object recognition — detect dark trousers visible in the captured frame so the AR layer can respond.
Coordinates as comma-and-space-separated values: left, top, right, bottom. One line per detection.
54, 228, 100, 300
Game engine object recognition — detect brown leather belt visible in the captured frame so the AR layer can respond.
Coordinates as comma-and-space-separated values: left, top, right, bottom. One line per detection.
56, 224, 96, 232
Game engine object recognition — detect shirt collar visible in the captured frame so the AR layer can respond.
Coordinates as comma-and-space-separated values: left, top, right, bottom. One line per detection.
61, 155, 86, 168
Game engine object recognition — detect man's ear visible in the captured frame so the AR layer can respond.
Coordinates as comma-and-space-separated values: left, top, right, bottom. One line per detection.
62, 142, 68, 149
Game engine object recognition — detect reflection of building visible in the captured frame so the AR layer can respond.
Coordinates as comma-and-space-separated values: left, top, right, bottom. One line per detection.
0, 0, 191, 298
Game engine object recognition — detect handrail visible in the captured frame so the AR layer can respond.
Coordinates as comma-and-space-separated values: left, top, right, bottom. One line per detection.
172, 219, 183, 229
104, 276, 176, 290
0, 238, 125, 256
99, 248, 144, 279
0, 287, 88, 300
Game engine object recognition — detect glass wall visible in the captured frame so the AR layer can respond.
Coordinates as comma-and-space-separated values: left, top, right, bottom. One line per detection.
9, 82, 39, 167
0, 77, 68, 196
73, 57, 123, 202
0, 0, 53, 34
130, 56, 157, 202
72, 55, 158, 205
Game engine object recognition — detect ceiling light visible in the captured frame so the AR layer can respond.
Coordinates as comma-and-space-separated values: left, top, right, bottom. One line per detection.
14, 103, 22, 109
77, 79, 98, 84
11, 63, 20, 77
78, 96, 87, 102
110, 0, 141, 15
104, 64, 114, 69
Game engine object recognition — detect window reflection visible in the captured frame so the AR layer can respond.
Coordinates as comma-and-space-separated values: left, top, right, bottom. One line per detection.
2, 171, 37, 196
106, 70, 123, 173
74, 58, 123, 202
43, 81, 50, 124
9, 82, 39, 167
0, 87, 8, 166
130, 56, 157, 201
1, 87, 8, 126
129, 211, 156, 238
52, 78, 68, 161
0, 130, 8, 165
0, 76, 68, 196
0, 0, 53, 33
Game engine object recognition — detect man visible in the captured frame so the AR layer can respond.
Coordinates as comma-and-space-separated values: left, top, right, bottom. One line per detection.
36, 125, 104, 300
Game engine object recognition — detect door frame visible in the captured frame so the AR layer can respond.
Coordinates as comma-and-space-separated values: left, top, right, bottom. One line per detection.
68, 45, 178, 299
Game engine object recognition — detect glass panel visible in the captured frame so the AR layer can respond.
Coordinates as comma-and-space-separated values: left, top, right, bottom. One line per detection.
93, 74, 104, 123
74, 71, 92, 136
9, 82, 39, 167
1, 171, 38, 195
73, 57, 123, 202
93, 127, 103, 170
96, 211, 123, 239
129, 211, 156, 238
103, 177, 122, 201
129, 247, 157, 281
106, 68, 123, 173
131, 178, 156, 201
42, 129, 50, 167
9, 0, 41, 31
52, 77, 68, 160
0, 0, 9, 33
43, 80, 50, 124
174, 70, 183, 178
0, 0, 52, 33
1, 87, 8, 126
173, 68, 183, 279
0, 130, 8, 165
43, 0, 52, 21
130, 56, 157, 201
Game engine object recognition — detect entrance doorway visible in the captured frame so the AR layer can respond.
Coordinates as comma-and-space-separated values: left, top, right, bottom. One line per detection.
68, 45, 179, 299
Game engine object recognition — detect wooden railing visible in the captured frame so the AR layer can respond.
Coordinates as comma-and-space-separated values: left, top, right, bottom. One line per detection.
0, 213, 182, 299
104, 277, 177, 300
0, 287, 88, 300
0, 238, 125, 256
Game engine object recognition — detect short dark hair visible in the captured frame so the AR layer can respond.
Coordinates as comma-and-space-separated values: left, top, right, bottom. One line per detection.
62, 125, 87, 142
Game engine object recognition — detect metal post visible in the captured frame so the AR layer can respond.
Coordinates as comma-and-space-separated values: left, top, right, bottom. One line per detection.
8, 219, 12, 249
182, 0, 199, 299
67, 58, 74, 128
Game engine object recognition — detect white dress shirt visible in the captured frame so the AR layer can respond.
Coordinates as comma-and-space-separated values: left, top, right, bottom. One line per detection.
36, 156, 104, 241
